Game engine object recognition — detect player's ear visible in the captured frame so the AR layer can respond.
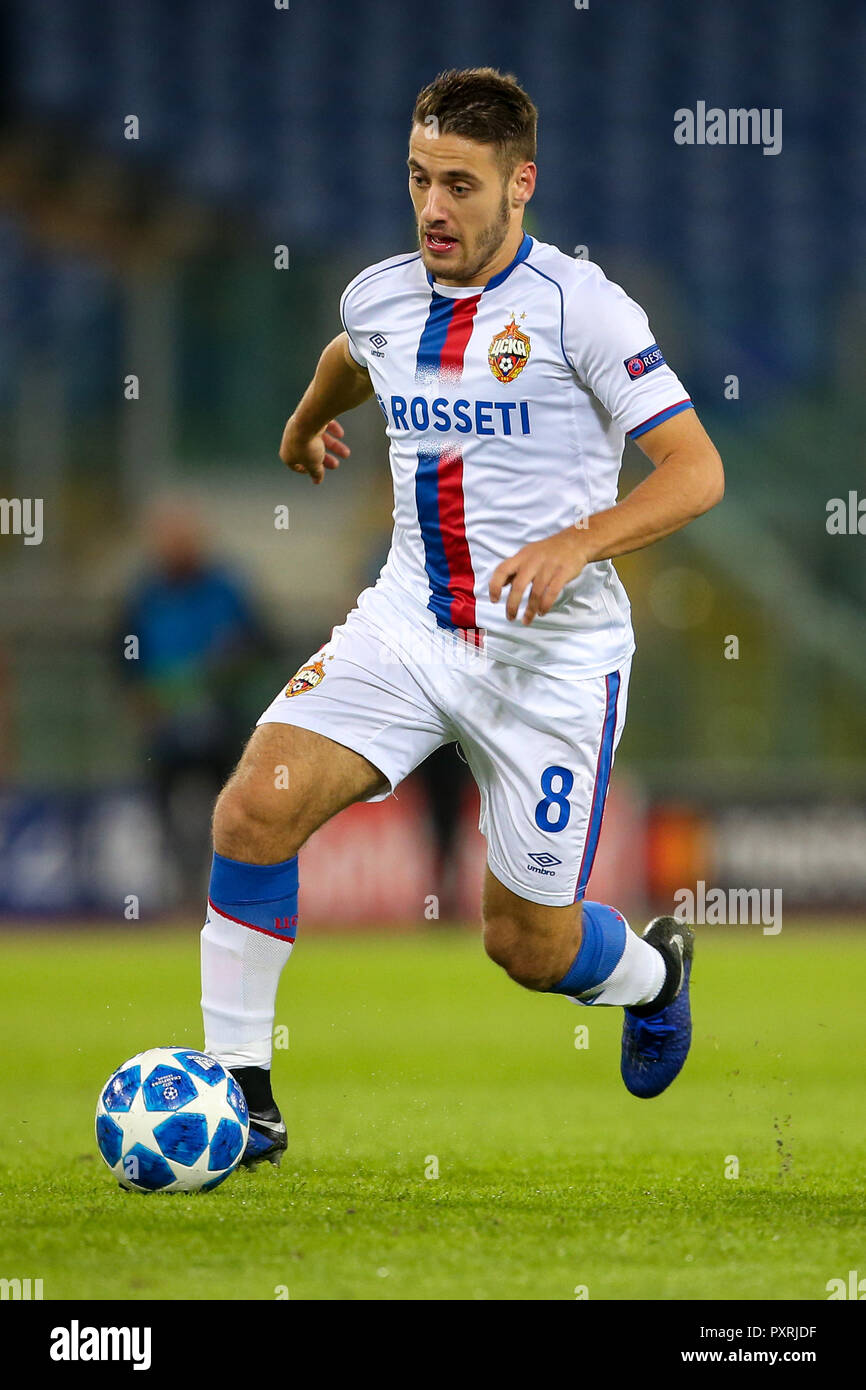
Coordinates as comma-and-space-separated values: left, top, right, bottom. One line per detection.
511, 162, 536, 206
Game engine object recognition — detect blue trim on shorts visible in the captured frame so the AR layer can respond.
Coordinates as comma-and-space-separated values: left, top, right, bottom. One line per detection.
574, 670, 620, 901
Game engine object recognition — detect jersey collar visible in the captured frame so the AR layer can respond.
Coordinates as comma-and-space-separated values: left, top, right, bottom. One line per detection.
425, 232, 533, 299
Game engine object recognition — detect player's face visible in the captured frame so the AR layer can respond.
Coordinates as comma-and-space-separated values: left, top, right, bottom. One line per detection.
408, 126, 531, 285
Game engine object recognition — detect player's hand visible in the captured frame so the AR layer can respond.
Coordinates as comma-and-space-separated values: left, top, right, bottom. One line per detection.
489, 527, 590, 625
279, 417, 351, 485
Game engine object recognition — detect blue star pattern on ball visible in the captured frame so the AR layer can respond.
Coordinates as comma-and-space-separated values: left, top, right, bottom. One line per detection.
95, 1047, 250, 1193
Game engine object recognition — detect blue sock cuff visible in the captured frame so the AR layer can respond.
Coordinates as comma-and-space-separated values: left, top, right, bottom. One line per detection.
547, 901, 627, 996
209, 851, 299, 940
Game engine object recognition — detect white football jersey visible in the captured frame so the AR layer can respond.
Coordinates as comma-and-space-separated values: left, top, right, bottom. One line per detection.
340, 233, 693, 679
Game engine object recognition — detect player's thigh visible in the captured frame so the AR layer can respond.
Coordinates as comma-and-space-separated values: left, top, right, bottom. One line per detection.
459, 655, 631, 909
219, 720, 387, 850
217, 608, 450, 856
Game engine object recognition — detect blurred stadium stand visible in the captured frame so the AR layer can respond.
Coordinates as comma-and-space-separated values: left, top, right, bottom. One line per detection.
1, 0, 865, 917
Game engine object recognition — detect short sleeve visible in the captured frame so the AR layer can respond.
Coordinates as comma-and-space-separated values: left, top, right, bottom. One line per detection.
564, 266, 693, 438
339, 282, 367, 367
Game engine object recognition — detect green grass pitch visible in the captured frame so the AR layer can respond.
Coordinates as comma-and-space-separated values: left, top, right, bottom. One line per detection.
1, 922, 864, 1301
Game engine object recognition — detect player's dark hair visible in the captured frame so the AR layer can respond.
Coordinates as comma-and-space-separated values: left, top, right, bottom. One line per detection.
411, 67, 537, 174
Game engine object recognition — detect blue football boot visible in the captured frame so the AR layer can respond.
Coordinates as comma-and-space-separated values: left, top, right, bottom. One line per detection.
621, 917, 694, 1099
230, 1066, 288, 1167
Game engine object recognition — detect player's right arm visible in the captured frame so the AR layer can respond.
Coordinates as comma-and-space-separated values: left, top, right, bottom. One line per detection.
279, 333, 374, 485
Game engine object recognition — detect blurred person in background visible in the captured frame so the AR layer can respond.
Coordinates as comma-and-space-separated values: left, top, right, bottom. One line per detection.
415, 742, 473, 920
115, 496, 276, 910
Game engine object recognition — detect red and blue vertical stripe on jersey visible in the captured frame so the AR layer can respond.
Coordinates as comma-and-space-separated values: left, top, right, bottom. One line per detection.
574, 669, 621, 902
414, 292, 482, 638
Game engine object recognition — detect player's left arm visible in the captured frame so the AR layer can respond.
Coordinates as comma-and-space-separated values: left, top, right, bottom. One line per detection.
489, 407, 724, 625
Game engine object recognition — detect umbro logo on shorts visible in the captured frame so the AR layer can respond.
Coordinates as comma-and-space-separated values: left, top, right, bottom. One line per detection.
527, 851, 562, 876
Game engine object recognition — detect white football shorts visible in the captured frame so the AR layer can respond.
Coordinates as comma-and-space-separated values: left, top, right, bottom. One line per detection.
257, 585, 631, 907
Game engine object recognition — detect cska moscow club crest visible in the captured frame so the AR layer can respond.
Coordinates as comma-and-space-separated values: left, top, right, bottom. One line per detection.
488, 315, 531, 383
285, 656, 326, 697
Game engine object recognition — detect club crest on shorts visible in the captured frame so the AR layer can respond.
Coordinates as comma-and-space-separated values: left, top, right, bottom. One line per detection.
488, 316, 530, 383
285, 656, 326, 697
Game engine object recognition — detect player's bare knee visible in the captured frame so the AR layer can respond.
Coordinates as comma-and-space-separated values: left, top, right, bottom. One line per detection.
483, 915, 561, 992
482, 915, 511, 970
212, 778, 301, 863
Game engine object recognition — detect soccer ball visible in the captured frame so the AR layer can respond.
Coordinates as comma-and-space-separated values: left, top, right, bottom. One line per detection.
95, 1047, 249, 1193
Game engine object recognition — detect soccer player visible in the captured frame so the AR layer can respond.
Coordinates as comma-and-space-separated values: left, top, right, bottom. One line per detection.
200, 68, 724, 1164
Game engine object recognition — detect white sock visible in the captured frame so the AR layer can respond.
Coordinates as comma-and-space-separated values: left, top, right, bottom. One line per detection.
200, 908, 294, 1069
573, 927, 666, 1007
